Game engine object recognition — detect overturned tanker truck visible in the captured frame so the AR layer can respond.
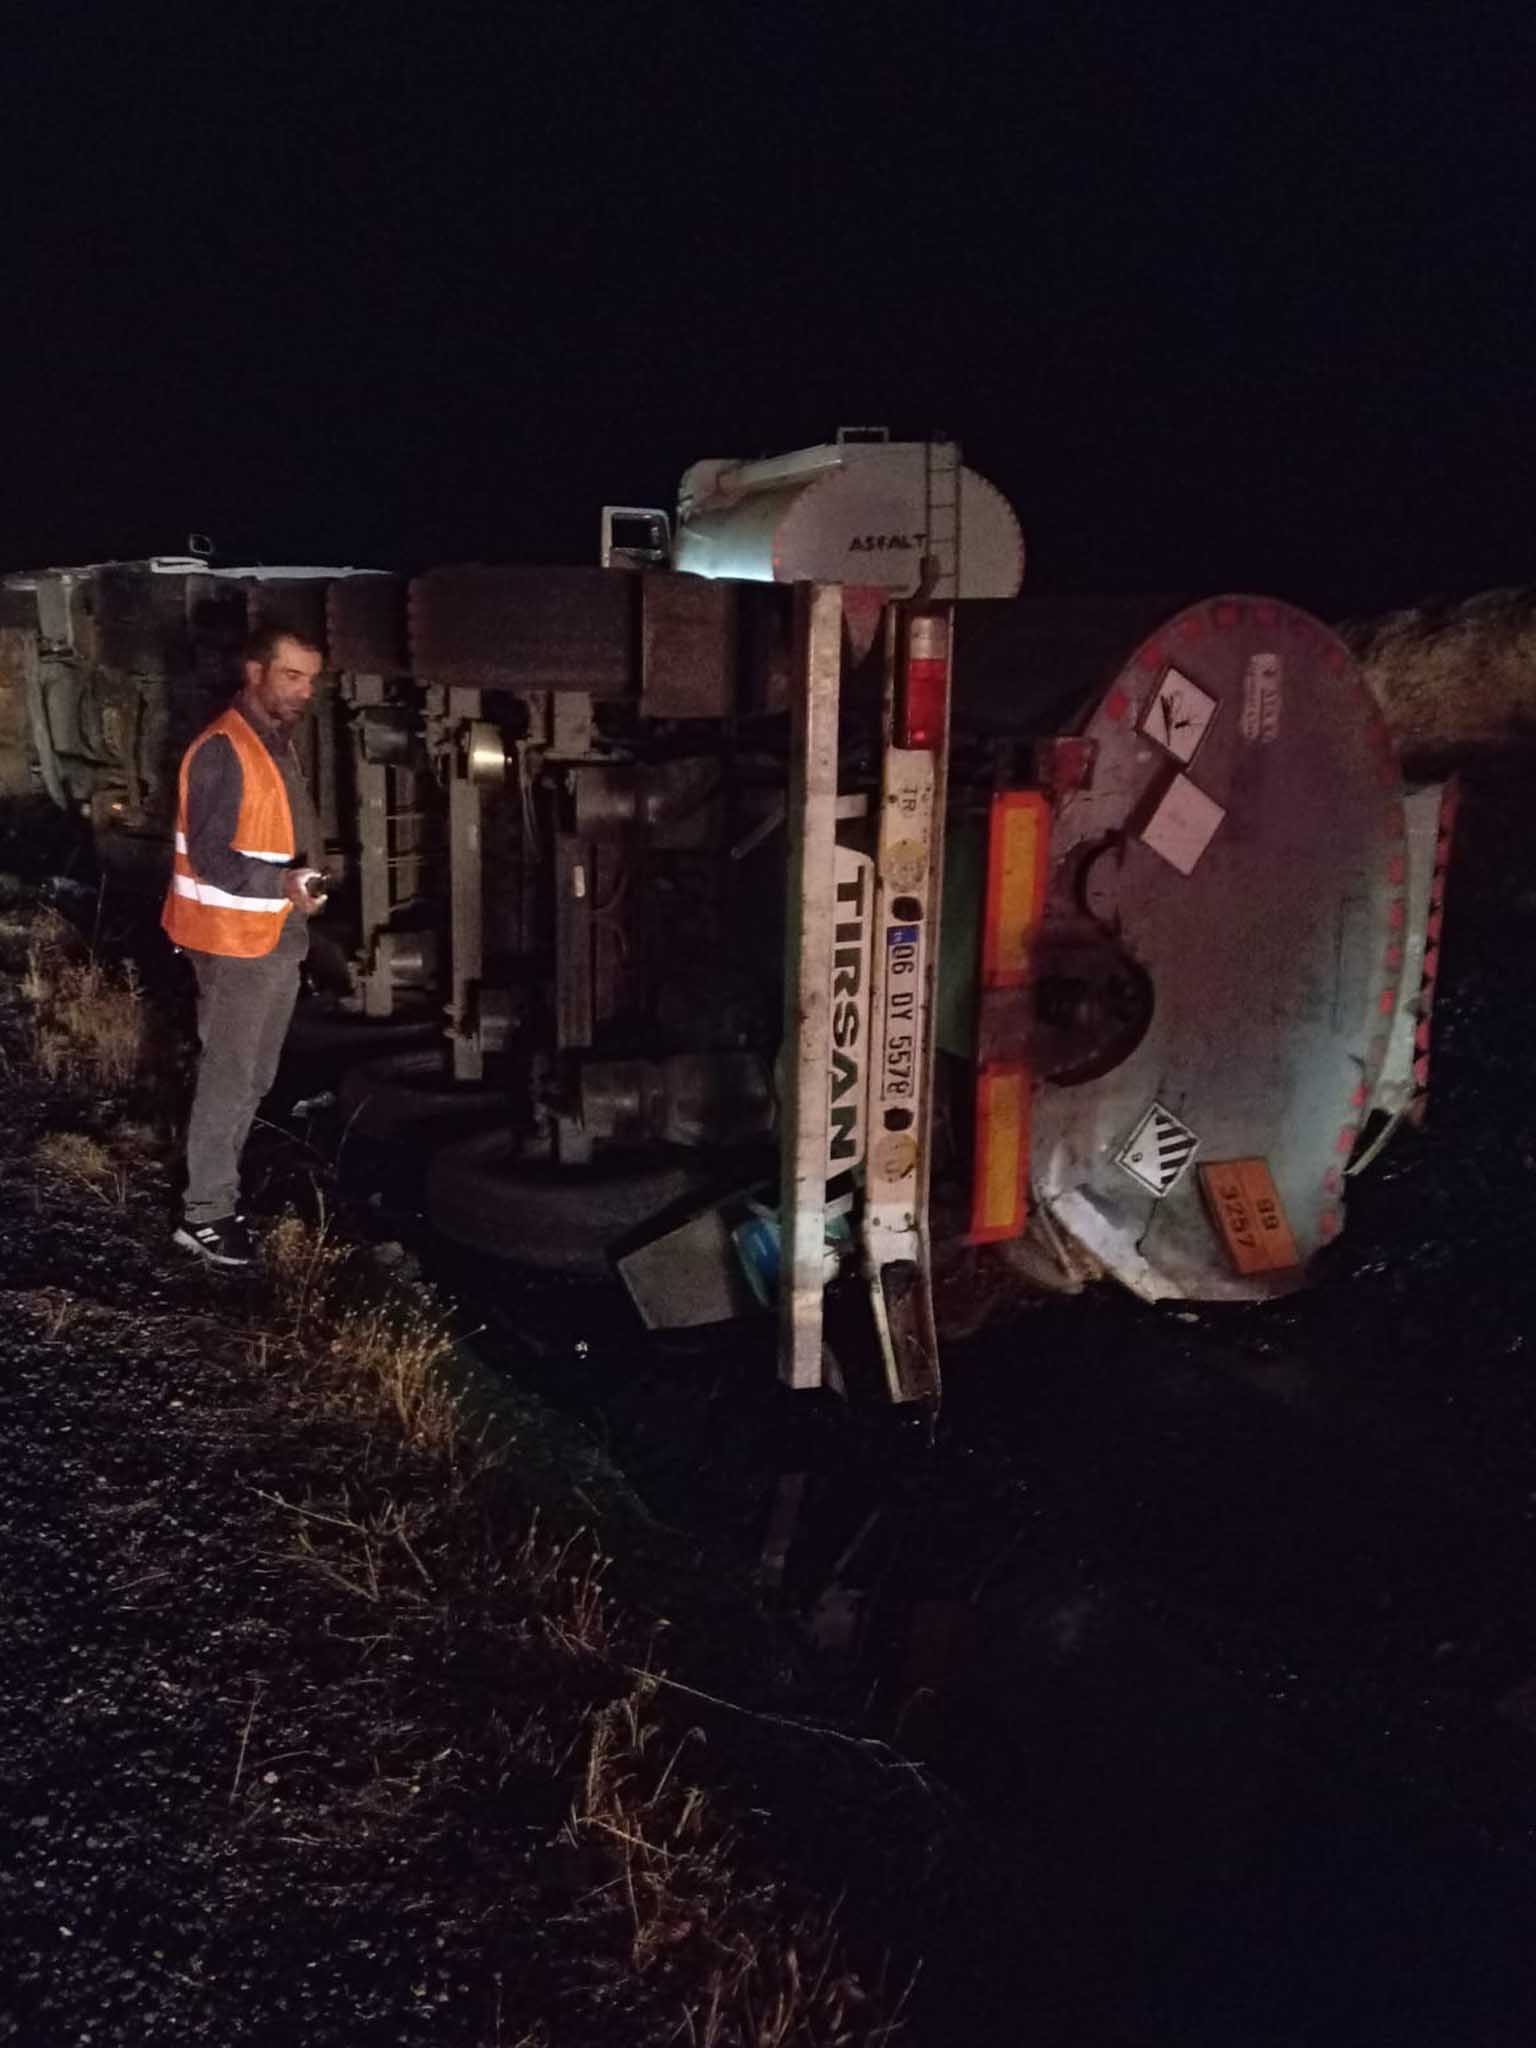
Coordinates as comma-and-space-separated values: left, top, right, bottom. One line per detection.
0, 430, 1455, 1403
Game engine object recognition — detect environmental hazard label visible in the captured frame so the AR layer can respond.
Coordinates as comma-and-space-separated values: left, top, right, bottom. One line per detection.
1115, 1101, 1199, 1197
1142, 665, 1218, 766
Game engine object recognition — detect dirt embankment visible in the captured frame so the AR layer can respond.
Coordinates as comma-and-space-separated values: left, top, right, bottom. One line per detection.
0, 891, 927, 2048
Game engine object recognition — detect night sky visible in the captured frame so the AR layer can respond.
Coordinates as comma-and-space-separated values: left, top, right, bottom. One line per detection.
4, 4, 1531, 614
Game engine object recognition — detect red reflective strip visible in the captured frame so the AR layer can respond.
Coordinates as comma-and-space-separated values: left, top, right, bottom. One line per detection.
1104, 687, 1130, 723
1389, 854, 1406, 884
1389, 897, 1405, 929
1336, 1125, 1359, 1154
1318, 1209, 1340, 1239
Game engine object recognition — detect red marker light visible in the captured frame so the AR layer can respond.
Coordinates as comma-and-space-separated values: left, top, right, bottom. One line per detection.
901, 614, 950, 750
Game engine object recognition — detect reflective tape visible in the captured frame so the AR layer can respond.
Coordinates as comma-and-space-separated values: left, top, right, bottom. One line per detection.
174, 830, 288, 865
969, 1064, 1030, 1241
172, 874, 289, 913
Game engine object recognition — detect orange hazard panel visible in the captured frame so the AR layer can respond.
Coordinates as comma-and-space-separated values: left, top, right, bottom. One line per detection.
1198, 1159, 1301, 1275
969, 792, 1051, 1244
970, 1064, 1032, 1242
982, 792, 1050, 987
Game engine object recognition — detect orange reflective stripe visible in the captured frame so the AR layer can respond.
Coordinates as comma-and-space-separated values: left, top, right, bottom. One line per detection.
969, 1063, 1032, 1242
967, 791, 1051, 1243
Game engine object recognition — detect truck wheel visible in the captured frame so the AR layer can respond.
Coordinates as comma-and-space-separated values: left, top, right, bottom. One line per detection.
337, 1049, 502, 1140
427, 1129, 709, 1275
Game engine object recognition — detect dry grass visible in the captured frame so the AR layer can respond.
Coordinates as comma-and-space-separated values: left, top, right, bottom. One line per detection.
262, 1207, 470, 1465
568, 1680, 900, 2047
20, 908, 148, 1090
1345, 586, 1536, 751
1, 899, 912, 2044
251, 1210, 907, 2045
32, 1129, 128, 1206
263, 1468, 902, 2045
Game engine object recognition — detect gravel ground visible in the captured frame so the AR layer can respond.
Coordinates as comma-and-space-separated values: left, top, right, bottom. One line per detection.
0, 942, 919, 2047
3, 750, 1535, 2048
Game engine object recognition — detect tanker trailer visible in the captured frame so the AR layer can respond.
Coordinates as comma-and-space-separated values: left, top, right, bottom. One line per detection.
0, 445, 1453, 1408
334, 437, 1448, 1404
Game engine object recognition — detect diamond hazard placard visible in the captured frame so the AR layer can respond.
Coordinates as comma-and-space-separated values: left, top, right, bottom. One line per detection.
1139, 772, 1226, 877
1116, 1101, 1199, 1197
1142, 665, 1219, 766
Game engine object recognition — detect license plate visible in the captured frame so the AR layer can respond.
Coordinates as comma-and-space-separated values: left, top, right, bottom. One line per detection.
880, 923, 923, 1109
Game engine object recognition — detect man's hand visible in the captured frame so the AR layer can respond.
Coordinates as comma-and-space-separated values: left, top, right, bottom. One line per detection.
283, 869, 328, 917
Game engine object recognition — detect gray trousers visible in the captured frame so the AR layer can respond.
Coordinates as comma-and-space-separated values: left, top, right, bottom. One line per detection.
183, 947, 302, 1224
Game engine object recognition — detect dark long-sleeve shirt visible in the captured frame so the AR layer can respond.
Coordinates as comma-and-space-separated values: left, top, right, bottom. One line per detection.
185, 702, 320, 956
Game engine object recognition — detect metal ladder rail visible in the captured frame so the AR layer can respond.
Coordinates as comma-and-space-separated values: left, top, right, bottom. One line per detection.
924, 438, 963, 598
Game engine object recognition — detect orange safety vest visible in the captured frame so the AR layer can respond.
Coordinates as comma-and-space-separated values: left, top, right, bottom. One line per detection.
162, 706, 296, 958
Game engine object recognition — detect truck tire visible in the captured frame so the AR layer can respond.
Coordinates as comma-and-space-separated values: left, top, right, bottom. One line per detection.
427, 1129, 709, 1275
337, 1048, 503, 1140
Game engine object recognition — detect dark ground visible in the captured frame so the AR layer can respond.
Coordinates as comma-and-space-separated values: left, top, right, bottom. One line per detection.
411, 754, 1536, 2046
0, 893, 926, 2047
3, 752, 1536, 2046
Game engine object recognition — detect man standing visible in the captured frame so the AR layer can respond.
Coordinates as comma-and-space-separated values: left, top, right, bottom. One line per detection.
163, 622, 327, 1267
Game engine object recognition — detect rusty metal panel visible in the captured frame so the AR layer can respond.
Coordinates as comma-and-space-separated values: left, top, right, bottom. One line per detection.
240, 578, 330, 654
0, 585, 36, 631
409, 565, 636, 694
555, 835, 595, 1049
641, 573, 737, 718
94, 566, 199, 674
327, 574, 407, 674
738, 583, 795, 716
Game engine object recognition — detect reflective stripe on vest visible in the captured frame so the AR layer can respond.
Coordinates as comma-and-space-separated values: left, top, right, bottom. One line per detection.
173, 831, 291, 865
162, 707, 297, 958
169, 873, 291, 914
